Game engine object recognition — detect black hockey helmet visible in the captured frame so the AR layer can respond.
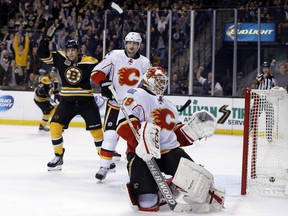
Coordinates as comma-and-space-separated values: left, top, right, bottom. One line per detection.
65, 40, 79, 50
262, 61, 270, 67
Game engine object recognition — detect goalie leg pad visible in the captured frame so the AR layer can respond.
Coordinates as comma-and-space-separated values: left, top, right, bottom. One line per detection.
123, 183, 160, 212
123, 183, 139, 210
138, 193, 159, 211
172, 157, 213, 203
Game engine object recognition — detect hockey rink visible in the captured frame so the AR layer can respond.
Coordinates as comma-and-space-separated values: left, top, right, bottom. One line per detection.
0, 124, 287, 216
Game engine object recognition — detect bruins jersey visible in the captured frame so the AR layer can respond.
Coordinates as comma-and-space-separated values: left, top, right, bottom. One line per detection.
34, 75, 59, 102
37, 40, 98, 98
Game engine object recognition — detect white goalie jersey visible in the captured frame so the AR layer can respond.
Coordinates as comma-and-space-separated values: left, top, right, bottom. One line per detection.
92, 50, 151, 107
118, 87, 181, 152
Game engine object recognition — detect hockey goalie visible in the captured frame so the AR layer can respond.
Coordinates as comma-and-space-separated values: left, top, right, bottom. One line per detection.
115, 67, 225, 212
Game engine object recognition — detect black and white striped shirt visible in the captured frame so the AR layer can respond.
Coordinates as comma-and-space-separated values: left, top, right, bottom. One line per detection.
256, 73, 276, 90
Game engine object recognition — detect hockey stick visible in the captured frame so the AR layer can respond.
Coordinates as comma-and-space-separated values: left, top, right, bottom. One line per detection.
177, 99, 191, 112
111, 2, 123, 14
111, 2, 125, 48
108, 85, 194, 212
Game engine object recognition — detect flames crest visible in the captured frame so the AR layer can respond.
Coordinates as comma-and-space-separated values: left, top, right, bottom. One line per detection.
151, 108, 175, 130
118, 67, 140, 86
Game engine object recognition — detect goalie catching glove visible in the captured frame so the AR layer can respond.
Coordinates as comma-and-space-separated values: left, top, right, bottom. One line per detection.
135, 122, 161, 161
180, 110, 216, 142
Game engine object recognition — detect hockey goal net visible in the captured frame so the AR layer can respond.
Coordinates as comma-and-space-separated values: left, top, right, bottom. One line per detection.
241, 87, 288, 196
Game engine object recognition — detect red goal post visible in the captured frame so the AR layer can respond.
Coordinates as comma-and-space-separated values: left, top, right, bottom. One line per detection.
241, 87, 288, 196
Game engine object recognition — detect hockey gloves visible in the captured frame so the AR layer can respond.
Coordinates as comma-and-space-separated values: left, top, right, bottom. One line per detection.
54, 93, 60, 104
43, 20, 57, 41
100, 80, 113, 99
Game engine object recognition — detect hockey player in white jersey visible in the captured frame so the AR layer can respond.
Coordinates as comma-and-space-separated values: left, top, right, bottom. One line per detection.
116, 67, 225, 212
90, 32, 152, 180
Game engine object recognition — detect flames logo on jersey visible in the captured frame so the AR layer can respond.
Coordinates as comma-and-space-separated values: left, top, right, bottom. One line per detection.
152, 108, 176, 130
65, 67, 82, 85
118, 67, 140, 86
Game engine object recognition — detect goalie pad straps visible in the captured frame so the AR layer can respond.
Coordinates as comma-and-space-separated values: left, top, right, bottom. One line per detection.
172, 157, 213, 204
209, 190, 223, 205
135, 122, 161, 161
207, 184, 226, 211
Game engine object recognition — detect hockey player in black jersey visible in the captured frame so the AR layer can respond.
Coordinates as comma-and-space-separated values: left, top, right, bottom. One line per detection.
36, 25, 113, 172
34, 67, 59, 131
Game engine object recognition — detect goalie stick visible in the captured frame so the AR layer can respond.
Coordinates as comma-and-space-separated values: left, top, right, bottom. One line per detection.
177, 99, 191, 112
108, 85, 195, 212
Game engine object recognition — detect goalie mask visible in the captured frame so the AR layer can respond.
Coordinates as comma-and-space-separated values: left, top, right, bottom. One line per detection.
143, 67, 168, 96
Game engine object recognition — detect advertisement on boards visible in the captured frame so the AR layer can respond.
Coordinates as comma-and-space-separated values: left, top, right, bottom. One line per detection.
0, 90, 245, 134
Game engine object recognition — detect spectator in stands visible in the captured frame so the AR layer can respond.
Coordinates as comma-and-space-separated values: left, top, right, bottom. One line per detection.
173, 66, 189, 94
260, 7, 271, 22
5, 33, 15, 56
93, 44, 103, 61
0, 49, 8, 85
51, 1, 61, 19
273, 62, 288, 91
0, 64, 5, 85
0, 49, 10, 74
13, 32, 30, 84
56, 28, 71, 51
6, 59, 24, 86
177, 65, 188, 82
172, 23, 187, 55
80, 44, 91, 56
138, 42, 146, 56
196, 66, 223, 96
151, 11, 169, 67
61, 0, 73, 19
170, 72, 182, 94
236, 71, 245, 97
13, 31, 29, 70
193, 72, 203, 96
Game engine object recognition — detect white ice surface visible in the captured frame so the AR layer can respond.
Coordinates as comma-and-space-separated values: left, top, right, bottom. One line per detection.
0, 124, 287, 216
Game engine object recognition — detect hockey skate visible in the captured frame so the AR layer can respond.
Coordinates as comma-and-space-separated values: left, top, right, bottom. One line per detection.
113, 151, 122, 161
95, 162, 116, 181
47, 149, 65, 171
39, 125, 49, 132
95, 167, 109, 180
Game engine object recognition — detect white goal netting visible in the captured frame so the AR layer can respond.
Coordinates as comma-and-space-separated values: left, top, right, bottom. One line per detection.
242, 87, 288, 197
